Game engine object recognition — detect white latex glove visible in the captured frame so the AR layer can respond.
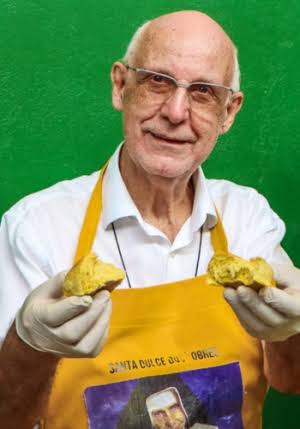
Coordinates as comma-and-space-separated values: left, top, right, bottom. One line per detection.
16, 271, 112, 357
223, 264, 300, 342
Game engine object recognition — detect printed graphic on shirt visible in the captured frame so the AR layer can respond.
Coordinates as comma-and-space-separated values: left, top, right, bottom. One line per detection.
84, 362, 244, 429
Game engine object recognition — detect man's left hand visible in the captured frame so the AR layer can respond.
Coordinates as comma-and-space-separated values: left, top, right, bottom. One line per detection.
223, 264, 300, 342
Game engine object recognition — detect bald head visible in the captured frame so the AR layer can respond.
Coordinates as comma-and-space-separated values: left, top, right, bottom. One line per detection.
111, 10, 244, 183
123, 11, 240, 91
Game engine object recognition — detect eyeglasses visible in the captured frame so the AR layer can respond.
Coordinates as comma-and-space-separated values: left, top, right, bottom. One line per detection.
125, 65, 234, 110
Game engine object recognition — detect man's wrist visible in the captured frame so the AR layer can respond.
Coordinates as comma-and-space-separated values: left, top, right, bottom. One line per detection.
3, 321, 61, 363
15, 310, 46, 353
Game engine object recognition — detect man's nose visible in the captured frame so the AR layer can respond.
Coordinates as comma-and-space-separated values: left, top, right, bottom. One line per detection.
160, 87, 190, 124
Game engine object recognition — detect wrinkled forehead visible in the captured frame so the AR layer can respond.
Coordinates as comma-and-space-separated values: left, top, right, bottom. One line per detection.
133, 25, 234, 85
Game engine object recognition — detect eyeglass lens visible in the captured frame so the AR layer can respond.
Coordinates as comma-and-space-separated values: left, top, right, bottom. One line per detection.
135, 69, 229, 107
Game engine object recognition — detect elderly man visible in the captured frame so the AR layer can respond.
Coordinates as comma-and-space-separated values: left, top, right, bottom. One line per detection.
0, 10, 300, 429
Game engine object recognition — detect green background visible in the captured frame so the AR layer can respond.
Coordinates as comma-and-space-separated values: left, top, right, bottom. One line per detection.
1, 0, 299, 426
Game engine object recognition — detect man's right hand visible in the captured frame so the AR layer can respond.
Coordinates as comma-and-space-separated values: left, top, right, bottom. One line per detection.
15, 272, 112, 357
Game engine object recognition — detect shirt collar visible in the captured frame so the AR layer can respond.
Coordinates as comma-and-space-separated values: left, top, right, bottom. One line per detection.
190, 168, 217, 231
102, 143, 217, 231
102, 144, 143, 229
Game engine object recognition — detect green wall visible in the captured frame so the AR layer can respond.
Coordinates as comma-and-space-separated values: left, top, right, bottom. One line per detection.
1, 1, 299, 426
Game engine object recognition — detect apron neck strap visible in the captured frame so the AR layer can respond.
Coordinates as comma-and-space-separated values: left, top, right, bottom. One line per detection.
211, 212, 228, 254
74, 163, 108, 264
73, 164, 228, 264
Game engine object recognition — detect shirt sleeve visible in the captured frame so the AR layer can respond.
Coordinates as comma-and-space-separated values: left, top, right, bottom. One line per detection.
241, 189, 293, 266
0, 210, 50, 344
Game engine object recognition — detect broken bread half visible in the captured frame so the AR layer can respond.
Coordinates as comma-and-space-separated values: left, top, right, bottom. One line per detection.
63, 252, 125, 297
207, 252, 275, 290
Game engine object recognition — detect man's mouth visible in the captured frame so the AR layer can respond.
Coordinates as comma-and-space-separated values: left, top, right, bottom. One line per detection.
148, 131, 191, 144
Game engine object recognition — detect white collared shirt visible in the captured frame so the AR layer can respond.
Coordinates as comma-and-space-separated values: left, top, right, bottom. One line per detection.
0, 145, 292, 342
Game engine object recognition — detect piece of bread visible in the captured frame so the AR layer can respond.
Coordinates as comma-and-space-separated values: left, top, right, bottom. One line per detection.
63, 252, 125, 297
207, 252, 275, 290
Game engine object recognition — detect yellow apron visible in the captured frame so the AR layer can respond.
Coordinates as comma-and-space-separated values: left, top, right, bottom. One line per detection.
45, 166, 268, 429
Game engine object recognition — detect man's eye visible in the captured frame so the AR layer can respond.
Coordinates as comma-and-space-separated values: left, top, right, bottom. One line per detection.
149, 74, 169, 84
193, 83, 212, 94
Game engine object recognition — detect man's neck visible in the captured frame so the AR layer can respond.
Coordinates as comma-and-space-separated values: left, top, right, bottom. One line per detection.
119, 148, 195, 242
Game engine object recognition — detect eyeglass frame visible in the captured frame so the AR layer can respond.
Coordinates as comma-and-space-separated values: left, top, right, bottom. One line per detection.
124, 64, 235, 100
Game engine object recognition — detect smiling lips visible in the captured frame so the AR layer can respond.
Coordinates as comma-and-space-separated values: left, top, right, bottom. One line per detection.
148, 131, 194, 144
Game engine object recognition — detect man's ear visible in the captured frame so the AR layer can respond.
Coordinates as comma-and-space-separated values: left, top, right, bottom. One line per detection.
111, 62, 128, 111
220, 91, 244, 134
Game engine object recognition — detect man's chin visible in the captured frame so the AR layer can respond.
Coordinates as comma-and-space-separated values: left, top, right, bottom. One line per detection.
122, 140, 197, 178
141, 159, 193, 179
